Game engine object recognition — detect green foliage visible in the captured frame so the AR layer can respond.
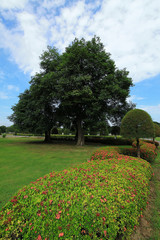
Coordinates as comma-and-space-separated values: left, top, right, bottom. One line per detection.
0, 125, 6, 133
51, 127, 58, 134
2, 133, 6, 138
85, 136, 133, 145
120, 109, 154, 139
0, 149, 152, 239
120, 141, 158, 163
9, 36, 134, 146
154, 123, 160, 137
111, 126, 120, 136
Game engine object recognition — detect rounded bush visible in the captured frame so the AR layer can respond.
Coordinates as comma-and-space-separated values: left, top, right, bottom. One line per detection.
120, 109, 154, 139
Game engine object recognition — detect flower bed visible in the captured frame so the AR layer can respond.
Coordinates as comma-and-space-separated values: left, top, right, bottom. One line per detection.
120, 140, 158, 163
0, 150, 152, 240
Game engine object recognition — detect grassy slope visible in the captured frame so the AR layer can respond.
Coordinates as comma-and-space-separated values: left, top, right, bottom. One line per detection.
0, 137, 102, 210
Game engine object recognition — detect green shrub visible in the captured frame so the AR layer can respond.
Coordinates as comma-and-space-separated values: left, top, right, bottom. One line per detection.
85, 136, 133, 145
120, 141, 157, 163
0, 150, 152, 239
2, 133, 6, 138
144, 139, 159, 148
120, 109, 154, 157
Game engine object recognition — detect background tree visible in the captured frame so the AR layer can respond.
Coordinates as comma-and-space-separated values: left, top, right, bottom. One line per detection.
9, 47, 60, 142
0, 125, 6, 133
153, 122, 160, 142
120, 109, 154, 157
111, 126, 120, 138
58, 36, 133, 145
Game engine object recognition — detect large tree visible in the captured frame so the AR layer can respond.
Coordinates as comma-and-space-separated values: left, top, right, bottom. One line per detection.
58, 36, 133, 145
9, 37, 134, 145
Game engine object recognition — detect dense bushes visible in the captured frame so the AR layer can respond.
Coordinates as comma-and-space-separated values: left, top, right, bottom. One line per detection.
85, 136, 133, 145
0, 147, 153, 240
120, 140, 158, 163
50, 135, 133, 145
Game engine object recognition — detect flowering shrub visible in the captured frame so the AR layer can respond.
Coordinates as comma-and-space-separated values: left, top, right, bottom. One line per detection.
120, 140, 158, 163
0, 151, 152, 240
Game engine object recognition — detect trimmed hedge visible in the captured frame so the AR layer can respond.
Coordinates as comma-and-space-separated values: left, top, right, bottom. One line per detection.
50, 135, 133, 146
120, 140, 158, 163
0, 148, 153, 240
85, 136, 133, 145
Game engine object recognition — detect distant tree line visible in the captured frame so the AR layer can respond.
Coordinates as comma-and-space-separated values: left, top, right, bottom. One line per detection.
8, 36, 135, 145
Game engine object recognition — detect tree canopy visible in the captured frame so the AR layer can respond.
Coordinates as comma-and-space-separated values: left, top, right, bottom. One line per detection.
9, 36, 134, 145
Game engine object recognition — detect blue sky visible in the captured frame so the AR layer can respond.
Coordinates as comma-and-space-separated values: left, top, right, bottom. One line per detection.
0, 0, 160, 126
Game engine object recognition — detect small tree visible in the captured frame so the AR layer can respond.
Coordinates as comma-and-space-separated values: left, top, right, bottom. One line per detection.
120, 109, 154, 158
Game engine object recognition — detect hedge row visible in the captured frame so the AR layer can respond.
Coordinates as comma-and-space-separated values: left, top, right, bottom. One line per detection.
120, 140, 158, 163
0, 149, 153, 239
50, 135, 133, 146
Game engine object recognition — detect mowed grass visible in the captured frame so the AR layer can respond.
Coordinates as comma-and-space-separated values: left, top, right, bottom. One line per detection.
0, 137, 103, 210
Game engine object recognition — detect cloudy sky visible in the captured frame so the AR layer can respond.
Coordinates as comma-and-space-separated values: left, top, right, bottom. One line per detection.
0, 0, 160, 126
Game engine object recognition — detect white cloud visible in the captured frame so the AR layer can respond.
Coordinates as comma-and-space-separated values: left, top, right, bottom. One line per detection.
0, 11, 48, 75
0, 0, 28, 9
42, 0, 65, 9
127, 95, 144, 102
0, 0, 160, 83
7, 85, 19, 92
139, 104, 160, 122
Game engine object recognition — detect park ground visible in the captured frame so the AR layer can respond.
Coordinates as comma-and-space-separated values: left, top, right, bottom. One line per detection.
0, 136, 160, 239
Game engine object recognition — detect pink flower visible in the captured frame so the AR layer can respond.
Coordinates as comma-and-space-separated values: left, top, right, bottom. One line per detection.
59, 232, 64, 237
37, 235, 42, 240
56, 214, 61, 219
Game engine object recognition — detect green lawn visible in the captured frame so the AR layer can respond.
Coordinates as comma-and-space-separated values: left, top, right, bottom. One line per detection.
0, 137, 103, 210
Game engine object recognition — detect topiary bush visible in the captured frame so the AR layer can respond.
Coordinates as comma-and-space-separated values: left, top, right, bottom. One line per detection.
0, 148, 153, 240
120, 109, 154, 158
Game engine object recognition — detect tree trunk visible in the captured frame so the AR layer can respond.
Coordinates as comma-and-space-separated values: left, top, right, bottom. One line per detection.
76, 119, 84, 146
153, 137, 155, 144
136, 138, 140, 158
44, 130, 51, 143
